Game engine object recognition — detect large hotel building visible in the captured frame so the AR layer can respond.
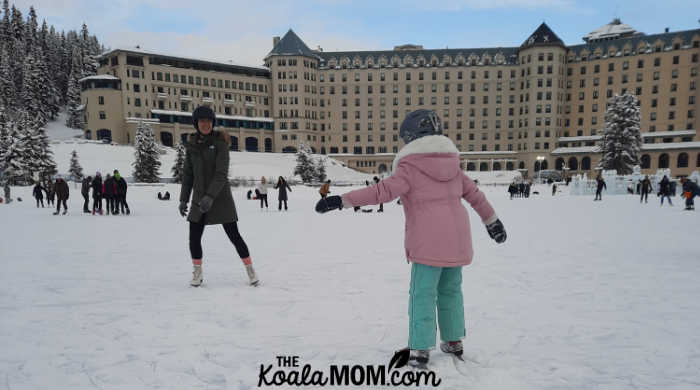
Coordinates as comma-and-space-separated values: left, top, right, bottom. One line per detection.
80, 20, 700, 177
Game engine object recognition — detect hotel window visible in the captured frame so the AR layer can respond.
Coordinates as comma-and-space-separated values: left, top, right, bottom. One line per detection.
99, 111, 106, 119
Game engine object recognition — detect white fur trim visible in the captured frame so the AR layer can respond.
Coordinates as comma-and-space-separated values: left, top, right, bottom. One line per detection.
392, 135, 459, 172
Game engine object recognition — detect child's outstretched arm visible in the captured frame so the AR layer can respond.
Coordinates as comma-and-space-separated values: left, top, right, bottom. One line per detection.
461, 173, 507, 243
315, 165, 410, 213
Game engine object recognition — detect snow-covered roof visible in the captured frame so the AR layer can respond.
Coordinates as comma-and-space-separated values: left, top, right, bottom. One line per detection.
641, 142, 700, 151
551, 146, 600, 154
641, 130, 696, 138
78, 74, 120, 82
150, 109, 274, 123
100, 47, 269, 72
583, 19, 641, 42
558, 135, 602, 142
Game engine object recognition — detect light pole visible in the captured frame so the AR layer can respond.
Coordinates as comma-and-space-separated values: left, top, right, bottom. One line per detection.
536, 156, 545, 183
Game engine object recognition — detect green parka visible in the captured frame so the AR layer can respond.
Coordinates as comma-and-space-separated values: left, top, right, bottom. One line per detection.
179, 131, 238, 224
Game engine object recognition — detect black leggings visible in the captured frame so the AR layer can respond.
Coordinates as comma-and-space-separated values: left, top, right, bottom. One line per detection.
278, 199, 287, 210
189, 221, 250, 260
259, 194, 268, 208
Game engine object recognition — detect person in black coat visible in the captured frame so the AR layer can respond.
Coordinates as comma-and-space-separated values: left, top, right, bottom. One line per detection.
53, 177, 69, 215
113, 170, 130, 215
103, 174, 116, 215
680, 177, 699, 210
640, 176, 653, 203
33, 183, 45, 208
92, 172, 103, 214
273, 176, 292, 211
659, 175, 673, 206
594, 176, 606, 201
81, 176, 92, 213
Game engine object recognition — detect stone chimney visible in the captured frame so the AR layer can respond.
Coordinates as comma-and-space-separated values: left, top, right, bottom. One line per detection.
273, 36, 280, 48
664, 27, 669, 33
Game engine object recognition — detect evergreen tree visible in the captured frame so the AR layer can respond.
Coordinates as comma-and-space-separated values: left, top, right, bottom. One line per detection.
314, 157, 327, 183
597, 93, 642, 175
68, 149, 83, 181
0, 47, 14, 109
79, 23, 97, 77
21, 52, 45, 125
65, 47, 83, 129
293, 143, 315, 183
171, 141, 186, 183
132, 120, 161, 183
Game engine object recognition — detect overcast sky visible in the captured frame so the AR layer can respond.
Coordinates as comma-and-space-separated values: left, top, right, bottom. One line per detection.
11, 0, 700, 66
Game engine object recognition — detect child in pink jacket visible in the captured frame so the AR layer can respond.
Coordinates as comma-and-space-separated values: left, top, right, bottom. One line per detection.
316, 110, 506, 368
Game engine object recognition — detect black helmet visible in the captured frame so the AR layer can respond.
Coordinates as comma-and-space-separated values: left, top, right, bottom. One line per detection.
192, 105, 216, 132
399, 109, 442, 144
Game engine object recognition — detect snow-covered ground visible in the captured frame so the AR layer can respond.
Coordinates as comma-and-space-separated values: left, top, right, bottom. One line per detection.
1, 183, 698, 390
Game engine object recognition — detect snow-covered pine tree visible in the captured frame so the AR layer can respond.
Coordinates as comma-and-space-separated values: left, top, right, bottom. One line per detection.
0, 46, 14, 109
68, 149, 83, 181
79, 23, 97, 78
21, 52, 46, 125
65, 47, 83, 129
9, 5, 24, 93
293, 142, 315, 183
171, 141, 186, 183
314, 157, 327, 183
132, 120, 161, 183
597, 93, 642, 175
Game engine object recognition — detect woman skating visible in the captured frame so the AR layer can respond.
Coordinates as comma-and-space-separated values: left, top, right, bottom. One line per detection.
179, 105, 259, 287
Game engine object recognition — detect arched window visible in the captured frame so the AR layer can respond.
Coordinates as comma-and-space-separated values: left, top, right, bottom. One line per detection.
230, 136, 238, 151
659, 153, 669, 168
310, 147, 317, 154
581, 156, 591, 170
534, 161, 541, 172
640, 154, 651, 169
506, 162, 514, 170
493, 162, 502, 171
518, 161, 525, 170
245, 137, 258, 152
697, 153, 700, 167
467, 162, 476, 171
677, 152, 688, 168
96, 129, 112, 142
320, 147, 326, 155
264, 138, 273, 153
85, 130, 92, 140
282, 146, 297, 153
568, 157, 578, 171
378, 164, 388, 173
541, 160, 548, 170
160, 131, 173, 147
555, 158, 565, 170
479, 162, 489, 171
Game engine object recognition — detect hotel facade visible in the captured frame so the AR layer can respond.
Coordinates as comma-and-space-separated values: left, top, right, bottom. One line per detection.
80, 20, 700, 177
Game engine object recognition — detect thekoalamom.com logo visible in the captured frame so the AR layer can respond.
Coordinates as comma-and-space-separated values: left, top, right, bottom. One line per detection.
257, 350, 442, 387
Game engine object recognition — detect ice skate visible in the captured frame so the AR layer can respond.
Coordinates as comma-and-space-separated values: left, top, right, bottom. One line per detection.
408, 349, 430, 370
245, 264, 259, 286
190, 265, 203, 287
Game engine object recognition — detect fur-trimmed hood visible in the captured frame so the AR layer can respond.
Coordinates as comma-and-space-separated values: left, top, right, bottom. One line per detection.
188, 130, 230, 146
391, 135, 460, 181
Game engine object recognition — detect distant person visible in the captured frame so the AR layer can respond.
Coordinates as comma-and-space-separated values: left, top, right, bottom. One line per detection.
45, 179, 55, 206
81, 176, 92, 213
3, 182, 11, 204
680, 177, 698, 211
53, 176, 69, 215
594, 176, 606, 201
640, 175, 652, 203
92, 172, 103, 215
274, 176, 292, 211
552, 183, 557, 196
103, 173, 116, 215
319, 180, 331, 199
659, 175, 673, 206
158, 192, 163, 200
374, 176, 384, 212
164, 191, 170, 200
33, 182, 45, 208
114, 170, 130, 215
256, 176, 270, 209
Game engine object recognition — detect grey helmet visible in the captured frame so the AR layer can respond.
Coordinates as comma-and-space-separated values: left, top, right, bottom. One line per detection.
399, 109, 443, 144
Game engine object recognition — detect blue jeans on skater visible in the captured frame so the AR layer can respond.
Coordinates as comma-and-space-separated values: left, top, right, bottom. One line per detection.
661, 194, 673, 206
408, 263, 465, 350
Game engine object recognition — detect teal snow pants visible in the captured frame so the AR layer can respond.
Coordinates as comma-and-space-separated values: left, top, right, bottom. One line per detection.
408, 263, 466, 350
